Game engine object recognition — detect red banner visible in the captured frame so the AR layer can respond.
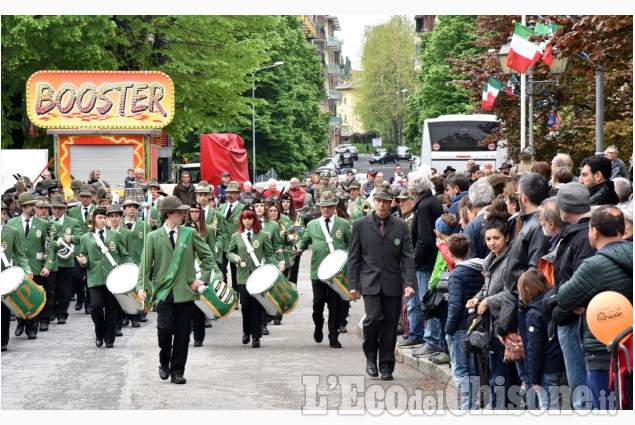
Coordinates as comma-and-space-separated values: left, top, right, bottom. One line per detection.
200, 134, 249, 192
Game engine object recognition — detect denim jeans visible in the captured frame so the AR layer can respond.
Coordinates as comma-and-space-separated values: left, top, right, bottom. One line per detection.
417, 270, 440, 348
489, 335, 521, 409
405, 284, 424, 341
587, 369, 615, 410
446, 331, 478, 410
558, 320, 589, 410
529, 371, 565, 410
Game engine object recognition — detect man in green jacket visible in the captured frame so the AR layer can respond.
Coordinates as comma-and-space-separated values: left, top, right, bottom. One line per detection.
295, 191, 351, 348
218, 181, 245, 296
1, 201, 32, 351
67, 184, 95, 314
137, 196, 214, 385
558, 205, 633, 410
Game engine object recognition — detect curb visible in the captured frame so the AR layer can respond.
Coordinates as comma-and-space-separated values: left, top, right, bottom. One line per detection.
357, 317, 456, 390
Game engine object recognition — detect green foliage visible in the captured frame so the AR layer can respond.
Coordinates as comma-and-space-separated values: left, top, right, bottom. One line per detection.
342, 56, 352, 81
357, 16, 417, 144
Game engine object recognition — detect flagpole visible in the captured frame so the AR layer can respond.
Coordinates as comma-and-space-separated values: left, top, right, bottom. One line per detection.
520, 15, 526, 151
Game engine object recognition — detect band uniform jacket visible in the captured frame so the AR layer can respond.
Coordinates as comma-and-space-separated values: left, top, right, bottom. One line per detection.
218, 202, 245, 253
136, 225, 214, 303
68, 204, 96, 235
6, 216, 55, 275
296, 216, 351, 280
347, 214, 417, 296
227, 230, 277, 285
53, 215, 82, 269
203, 206, 226, 257
115, 227, 136, 264
79, 229, 133, 288
124, 219, 150, 264
1, 224, 31, 273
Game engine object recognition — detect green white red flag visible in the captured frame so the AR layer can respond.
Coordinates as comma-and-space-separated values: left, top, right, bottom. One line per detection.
482, 77, 503, 111
531, 22, 563, 67
507, 22, 539, 74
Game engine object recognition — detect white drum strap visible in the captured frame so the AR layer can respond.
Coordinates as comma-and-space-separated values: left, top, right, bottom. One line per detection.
240, 233, 261, 267
92, 233, 118, 267
0, 247, 12, 268
319, 219, 335, 253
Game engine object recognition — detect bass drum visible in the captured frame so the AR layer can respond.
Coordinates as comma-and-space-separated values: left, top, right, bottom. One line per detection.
246, 264, 298, 316
0, 266, 46, 319
106, 263, 152, 314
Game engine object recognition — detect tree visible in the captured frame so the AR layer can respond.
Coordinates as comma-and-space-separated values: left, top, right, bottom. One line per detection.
403, 15, 481, 153
356, 16, 417, 144
342, 56, 352, 81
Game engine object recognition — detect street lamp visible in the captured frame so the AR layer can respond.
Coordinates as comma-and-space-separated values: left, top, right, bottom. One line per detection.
251, 61, 284, 182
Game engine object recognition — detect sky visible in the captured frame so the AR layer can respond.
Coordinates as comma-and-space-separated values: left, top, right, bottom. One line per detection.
334, 15, 393, 71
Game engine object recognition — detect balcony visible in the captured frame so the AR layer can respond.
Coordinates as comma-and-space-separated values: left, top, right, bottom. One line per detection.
300, 15, 317, 38
329, 116, 342, 126
327, 36, 341, 51
313, 23, 326, 42
328, 90, 341, 101
326, 63, 341, 75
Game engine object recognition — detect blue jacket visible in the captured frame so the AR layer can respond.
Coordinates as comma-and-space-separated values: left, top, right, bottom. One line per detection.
215, 183, 228, 204
525, 292, 566, 385
464, 211, 491, 260
447, 191, 469, 234
445, 258, 484, 335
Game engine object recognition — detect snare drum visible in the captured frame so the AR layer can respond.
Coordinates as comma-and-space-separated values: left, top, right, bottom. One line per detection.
246, 264, 299, 316
106, 263, 150, 314
317, 249, 353, 301
194, 271, 238, 320
0, 266, 46, 319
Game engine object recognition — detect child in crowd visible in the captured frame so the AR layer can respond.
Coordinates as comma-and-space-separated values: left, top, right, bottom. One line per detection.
518, 270, 566, 410
445, 234, 485, 410
125, 169, 136, 188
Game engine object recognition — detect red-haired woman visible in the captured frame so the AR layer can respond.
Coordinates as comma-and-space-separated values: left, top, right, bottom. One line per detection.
227, 208, 277, 348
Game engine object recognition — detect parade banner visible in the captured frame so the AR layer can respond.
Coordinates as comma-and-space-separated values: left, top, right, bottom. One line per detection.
26, 70, 175, 129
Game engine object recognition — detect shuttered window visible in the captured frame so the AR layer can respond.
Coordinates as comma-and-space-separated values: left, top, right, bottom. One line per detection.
69, 145, 134, 186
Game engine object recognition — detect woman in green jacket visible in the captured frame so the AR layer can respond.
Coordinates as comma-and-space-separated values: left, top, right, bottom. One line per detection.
227, 208, 277, 348
77, 208, 132, 348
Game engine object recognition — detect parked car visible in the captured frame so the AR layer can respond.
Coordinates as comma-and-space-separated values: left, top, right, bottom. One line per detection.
396, 146, 412, 160
340, 153, 354, 168
346, 146, 359, 160
369, 151, 397, 164
335, 144, 352, 154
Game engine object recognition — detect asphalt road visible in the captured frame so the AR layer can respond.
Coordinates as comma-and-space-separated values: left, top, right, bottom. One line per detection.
1, 248, 451, 412
324, 151, 414, 184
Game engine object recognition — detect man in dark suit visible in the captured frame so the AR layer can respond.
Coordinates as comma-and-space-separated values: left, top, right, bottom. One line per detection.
348, 183, 416, 380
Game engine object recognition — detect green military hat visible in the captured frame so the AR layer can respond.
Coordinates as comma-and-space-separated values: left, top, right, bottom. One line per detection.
79, 184, 94, 196
373, 183, 394, 201
71, 179, 84, 189
334, 187, 350, 200
133, 180, 148, 190
106, 203, 124, 216
92, 207, 108, 217
35, 196, 52, 208
397, 190, 414, 201
280, 192, 293, 202
14, 180, 27, 191
316, 191, 339, 207
100, 193, 113, 203
1, 201, 7, 209
51, 195, 68, 208
91, 181, 104, 191
17, 192, 38, 206
122, 197, 140, 207
225, 181, 241, 192
96, 187, 108, 198
101, 179, 110, 188
148, 179, 161, 189
320, 171, 330, 179
22, 176, 33, 187
159, 195, 190, 216
196, 181, 212, 193
265, 194, 279, 206
252, 195, 266, 205
184, 220, 199, 231
41, 178, 56, 189
243, 204, 256, 213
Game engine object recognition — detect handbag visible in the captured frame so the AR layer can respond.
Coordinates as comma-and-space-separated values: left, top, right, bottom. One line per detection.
435, 271, 451, 293
502, 332, 525, 362
465, 310, 491, 353
420, 289, 446, 321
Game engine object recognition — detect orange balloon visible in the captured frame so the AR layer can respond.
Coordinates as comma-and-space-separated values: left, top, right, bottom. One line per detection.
586, 291, 633, 346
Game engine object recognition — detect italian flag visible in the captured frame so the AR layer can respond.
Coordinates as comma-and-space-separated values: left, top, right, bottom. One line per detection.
507, 22, 539, 74
534, 23, 563, 67
482, 77, 502, 111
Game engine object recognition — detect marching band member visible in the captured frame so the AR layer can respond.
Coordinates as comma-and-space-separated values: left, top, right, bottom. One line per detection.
122, 197, 150, 327
7, 193, 55, 339
68, 184, 96, 314
348, 182, 372, 220
218, 181, 245, 300
195, 181, 226, 268
266, 197, 292, 326
136, 196, 213, 384
295, 191, 351, 348
280, 192, 305, 285
227, 207, 277, 348
76, 208, 132, 348
107, 204, 135, 336
187, 201, 223, 347
34, 197, 61, 331
1, 201, 32, 352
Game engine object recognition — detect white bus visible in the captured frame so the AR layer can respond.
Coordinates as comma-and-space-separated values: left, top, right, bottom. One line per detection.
420, 114, 507, 172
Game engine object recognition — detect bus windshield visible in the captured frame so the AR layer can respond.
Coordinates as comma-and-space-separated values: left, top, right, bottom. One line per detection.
428, 121, 499, 152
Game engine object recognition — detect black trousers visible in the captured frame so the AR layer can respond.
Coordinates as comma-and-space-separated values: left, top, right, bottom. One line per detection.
72, 259, 91, 307
239, 285, 262, 339
311, 279, 341, 342
53, 266, 73, 320
1, 303, 9, 347
286, 253, 302, 285
39, 271, 57, 324
89, 285, 117, 344
192, 308, 206, 343
362, 292, 401, 374
18, 275, 48, 333
221, 253, 239, 297
338, 300, 350, 327
156, 291, 195, 376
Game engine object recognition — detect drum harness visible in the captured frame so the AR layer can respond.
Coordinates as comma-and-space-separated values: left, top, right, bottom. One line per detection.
318, 219, 335, 253
0, 247, 11, 268
240, 233, 262, 268
92, 232, 118, 267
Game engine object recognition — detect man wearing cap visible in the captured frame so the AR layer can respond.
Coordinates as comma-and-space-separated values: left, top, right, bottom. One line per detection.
499, 162, 512, 176
510, 147, 536, 176
1, 200, 32, 351
6, 193, 56, 339
348, 183, 417, 380
215, 172, 231, 204
136, 196, 214, 384
41, 178, 57, 197
196, 181, 226, 260
314, 171, 335, 218
148, 180, 164, 209
68, 179, 84, 203
173, 171, 196, 206
218, 181, 245, 294
348, 182, 372, 221
487, 173, 510, 197
295, 191, 351, 348
442, 166, 456, 178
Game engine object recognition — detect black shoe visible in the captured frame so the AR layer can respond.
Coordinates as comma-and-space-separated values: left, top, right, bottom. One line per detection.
204, 318, 212, 328
261, 327, 269, 336
39, 322, 49, 332
171, 375, 186, 384
1, 344, 7, 352
366, 360, 379, 377
159, 366, 169, 380
139, 313, 148, 322
105, 343, 114, 348
242, 333, 250, 344
329, 340, 342, 348
74, 301, 83, 311
194, 340, 202, 347
381, 372, 394, 381
273, 318, 281, 325
252, 338, 260, 348
314, 325, 323, 343
338, 325, 347, 333
95, 339, 103, 347
14, 324, 24, 337
131, 321, 140, 328
57, 318, 67, 325
115, 328, 123, 337
26, 332, 37, 340
85, 306, 92, 314
234, 305, 239, 310
122, 317, 129, 327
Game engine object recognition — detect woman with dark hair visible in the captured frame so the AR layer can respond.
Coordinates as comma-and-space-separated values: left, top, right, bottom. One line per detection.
281, 193, 305, 285
227, 208, 277, 348
503, 180, 521, 238
465, 209, 520, 409
77, 208, 132, 348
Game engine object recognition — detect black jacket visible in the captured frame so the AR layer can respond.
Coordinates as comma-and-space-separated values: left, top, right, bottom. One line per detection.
496, 211, 550, 336
589, 181, 619, 206
411, 190, 443, 271
445, 259, 485, 335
